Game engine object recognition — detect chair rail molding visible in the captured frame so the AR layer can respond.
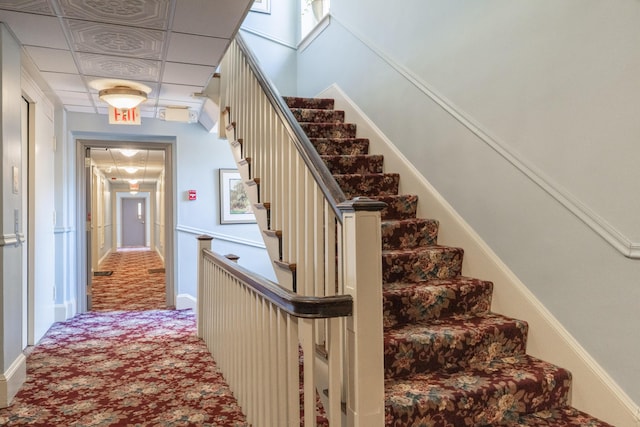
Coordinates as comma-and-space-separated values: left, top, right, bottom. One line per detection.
329, 14, 639, 260
176, 224, 266, 249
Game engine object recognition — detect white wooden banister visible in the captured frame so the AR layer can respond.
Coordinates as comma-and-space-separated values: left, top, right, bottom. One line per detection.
196, 33, 386, 426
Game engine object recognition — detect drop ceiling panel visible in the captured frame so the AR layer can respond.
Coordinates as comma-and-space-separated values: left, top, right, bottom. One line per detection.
66, 20, 166, 59
66, 105, 98, 113
76, 52, 161, 81
39, 72, 85, 91
55, 90, 92, 106
166, 33, 228, 66
0, 11, 67, 49
162, 62, 215, 86
0, 0, 54, 15
24, 46, 78, 73
0, 0, 253, 120
173, 0, 251, 38
57, 0, 170, 29
158, 83, 203, 101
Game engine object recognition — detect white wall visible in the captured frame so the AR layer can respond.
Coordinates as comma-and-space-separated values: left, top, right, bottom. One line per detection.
240, 0, 299, 95
295, 0, 640, 408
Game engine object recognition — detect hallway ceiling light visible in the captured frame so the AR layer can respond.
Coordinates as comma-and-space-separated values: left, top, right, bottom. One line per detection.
120, 149, 138, 157
124, 167, 138, 174
129, 179, 138, 184
99, 86, 147, 109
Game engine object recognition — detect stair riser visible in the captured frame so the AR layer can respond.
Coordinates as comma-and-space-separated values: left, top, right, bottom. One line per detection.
334, 173, 400, 199
301, 123, 357, 139
382, 219, 438, 250
291, 108, 345, 123
384, 319, 528, 379
310, 138, 370, 156
373, 195, 419, 221
382, 247, 463, 283
322, 155, 384, 175
383, 279, 493, 328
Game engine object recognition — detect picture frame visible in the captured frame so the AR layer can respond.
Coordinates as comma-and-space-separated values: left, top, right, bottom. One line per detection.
250, 0, 271, 14
219, 169, 256, 224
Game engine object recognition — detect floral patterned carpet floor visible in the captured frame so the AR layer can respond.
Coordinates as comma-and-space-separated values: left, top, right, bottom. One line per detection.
0, 249, 248, 426
91, 248, 167, 311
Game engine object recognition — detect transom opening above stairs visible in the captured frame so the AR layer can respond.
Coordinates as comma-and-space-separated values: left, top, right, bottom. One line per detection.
281, 95, 611, 426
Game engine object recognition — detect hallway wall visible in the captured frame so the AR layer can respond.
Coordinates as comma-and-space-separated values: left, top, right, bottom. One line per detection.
63, 113, 274, 310
295, 0, 640, 408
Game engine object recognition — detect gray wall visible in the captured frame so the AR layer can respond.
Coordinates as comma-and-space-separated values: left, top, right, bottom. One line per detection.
293, 1, 640, 403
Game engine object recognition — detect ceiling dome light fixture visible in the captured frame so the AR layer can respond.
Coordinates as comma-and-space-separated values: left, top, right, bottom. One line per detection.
124, 166, 138, 174
120, 149, 138, 157
99, 86, 147, 109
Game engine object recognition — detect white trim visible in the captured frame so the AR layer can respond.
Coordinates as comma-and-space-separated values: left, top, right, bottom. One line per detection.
240, 26, 297, 50
176, 293, 197, 311
298, 14, 331, 52
176, 224, 266, 249
328, 14, 640, 260
0, 234, 20, 246
54, 299, 76, 322
321, 84, 639, 426
0, 353, 26, 408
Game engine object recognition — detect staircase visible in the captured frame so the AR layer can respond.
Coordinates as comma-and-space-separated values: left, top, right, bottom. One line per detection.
284, 96, 612, 427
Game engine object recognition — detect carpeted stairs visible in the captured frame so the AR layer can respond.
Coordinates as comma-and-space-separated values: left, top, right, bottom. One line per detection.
283, 96, 612, 427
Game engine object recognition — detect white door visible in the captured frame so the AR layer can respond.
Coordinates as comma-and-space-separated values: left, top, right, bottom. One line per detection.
28, 99, 55, 344
122, 198, 146, 247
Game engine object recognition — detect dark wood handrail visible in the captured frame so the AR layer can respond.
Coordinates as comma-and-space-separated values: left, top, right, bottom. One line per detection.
204, 248, 353, 319
234, 33, 347, 223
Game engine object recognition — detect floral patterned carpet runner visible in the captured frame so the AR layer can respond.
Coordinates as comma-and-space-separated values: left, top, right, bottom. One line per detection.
285, 97, 612, 426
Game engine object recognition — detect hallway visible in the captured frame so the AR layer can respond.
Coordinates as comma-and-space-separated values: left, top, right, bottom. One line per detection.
0, 250, 248, 426
91, 248, 167, 311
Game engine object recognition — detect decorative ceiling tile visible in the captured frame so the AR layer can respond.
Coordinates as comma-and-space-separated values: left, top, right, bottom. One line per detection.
77, 52, 160, 81
57, 0, 170, 29
67, 20, 165, 59
0, 0, 53, 15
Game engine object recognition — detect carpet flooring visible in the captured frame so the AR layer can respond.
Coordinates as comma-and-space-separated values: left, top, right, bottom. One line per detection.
91, 249, 167, 311
0, 249, 248, 426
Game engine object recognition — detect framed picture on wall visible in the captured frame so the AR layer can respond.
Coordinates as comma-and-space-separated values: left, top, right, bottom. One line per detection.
250, 0, 271, 14
219, 169, 256, 224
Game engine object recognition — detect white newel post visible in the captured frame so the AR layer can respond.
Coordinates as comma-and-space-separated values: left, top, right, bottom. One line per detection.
338, 197, 386, 427
196, 235, 213, 338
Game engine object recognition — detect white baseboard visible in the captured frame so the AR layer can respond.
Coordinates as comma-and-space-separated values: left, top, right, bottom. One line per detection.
0, 353, 26, 408
320, 83, 639, 427
176, 294, 197, 311
55, 299, 77, 322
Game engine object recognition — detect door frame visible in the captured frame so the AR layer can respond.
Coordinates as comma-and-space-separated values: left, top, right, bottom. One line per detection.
76, 139, 175, 312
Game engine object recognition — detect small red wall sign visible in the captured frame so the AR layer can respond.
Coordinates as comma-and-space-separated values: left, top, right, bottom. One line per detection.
188, 190, 196, 200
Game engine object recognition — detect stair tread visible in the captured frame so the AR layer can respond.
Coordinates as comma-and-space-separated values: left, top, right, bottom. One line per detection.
384, 313, 528, 378
284, 96, 334, 109
385, 354, 572, 426
321, 154, 384, 174
499, 405, 613, 426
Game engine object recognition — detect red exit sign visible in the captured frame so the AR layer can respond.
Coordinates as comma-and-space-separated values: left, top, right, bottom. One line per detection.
109, 106, 141, 125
